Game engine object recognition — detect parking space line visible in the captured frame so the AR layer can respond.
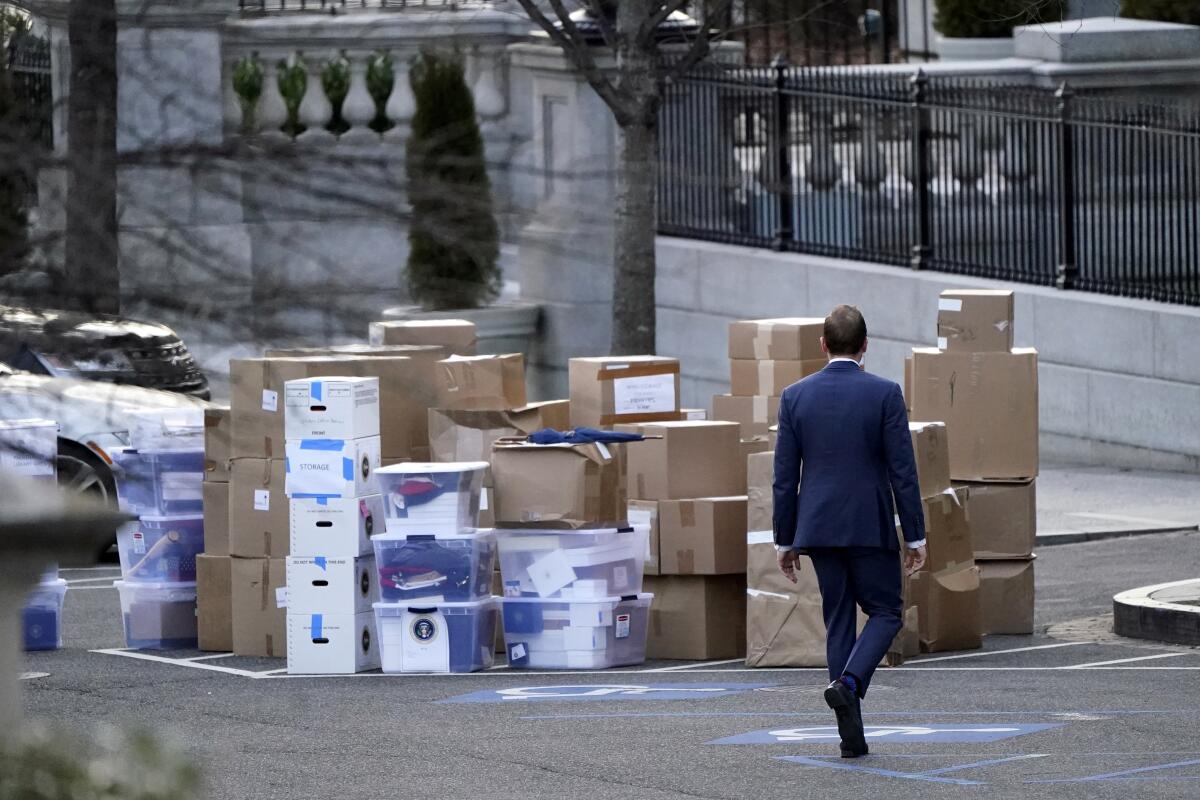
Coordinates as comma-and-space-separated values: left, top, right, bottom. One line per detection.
774, 755, 984, 785
645, 659, 746, 672
1062, 653, 1192, 669
90, 648, 265, 677
909, 642, 1092, 664
916, 753, 1049, 776
182, 653, 237, 662
1067, 511, 1191, 528
1027, 758, 1200, 783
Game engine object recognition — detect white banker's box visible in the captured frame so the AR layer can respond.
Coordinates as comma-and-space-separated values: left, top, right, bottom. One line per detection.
284, 376, 380, 440
290, 495, 384, 557
284, 436, 381, 498
285, 556, 379, 615
287, 612, 380, 674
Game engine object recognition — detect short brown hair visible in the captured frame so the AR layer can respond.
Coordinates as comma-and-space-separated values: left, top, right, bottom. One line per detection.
824, 305, 867, 356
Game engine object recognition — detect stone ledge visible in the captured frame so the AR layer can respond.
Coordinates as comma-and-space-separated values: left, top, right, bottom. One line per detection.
1015, 17, 1200, 64
1113, 578, 1200, 646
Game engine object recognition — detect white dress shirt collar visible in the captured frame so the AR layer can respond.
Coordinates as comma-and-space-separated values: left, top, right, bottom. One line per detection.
827, 356, 861, 366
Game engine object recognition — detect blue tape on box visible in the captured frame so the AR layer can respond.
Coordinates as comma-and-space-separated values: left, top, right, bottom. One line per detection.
300, 439, 344, 451
311, 613, 323, 640
311, 380, 322, 402
314, 557, 326, 570
343, 458, 353, 480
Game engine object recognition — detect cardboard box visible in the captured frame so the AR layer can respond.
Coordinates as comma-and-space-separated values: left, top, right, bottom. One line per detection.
490, 439, 627, 529
937, 289, 1014, 353
283, 376, 380, 441
231, 556, 287, 657
746, 450, 774, 535
712, 394, 780, 439
627, 500, 660, 576
645, 575, 747, 660
289, 494, 384, 558
904, 355, 913, 412
978, 558, 1035, 635
923, 486, 974, 573
681, 408, 708, 420
909, 348, 1038, 481
286, 611, 380, 674
615, 421, 743, 501
739, 437, 770, 491
229, 458, 289, 558
435, 354, 527, 411
204, 407, 231, 483
197, 554, 232, 652
284, 436, 381, 499
285, 555, 378, 615
745, 531, 830, 667
428, 401, 571, 469
568, 356, 681, 429
657, 496, 747, 575
203, 481, 230, 557
910, 421, 952, 500
730, 358, 826, 396
911, 562, 982, 653
368, 319, 477, 354
728, 318, 825, 361
957, 480, 1036, 560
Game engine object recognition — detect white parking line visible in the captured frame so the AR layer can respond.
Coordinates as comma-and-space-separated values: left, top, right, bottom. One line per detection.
1067, 512, 1192, 528
645, 659, 746, 672
1062, 652, 1193, 669
182, 653, 237, 662
909, 642, 1093, 664
89, 648, 265, 677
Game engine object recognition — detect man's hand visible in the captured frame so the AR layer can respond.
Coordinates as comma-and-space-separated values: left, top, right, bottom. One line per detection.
778, 549, 799, 583
904, 545, 927, 577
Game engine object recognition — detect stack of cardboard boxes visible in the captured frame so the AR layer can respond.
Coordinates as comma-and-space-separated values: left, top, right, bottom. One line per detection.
198, 407, 232, 651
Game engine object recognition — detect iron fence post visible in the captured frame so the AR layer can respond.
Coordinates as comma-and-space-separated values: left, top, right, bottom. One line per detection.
909, 69, 932, 270
1056, 82, 1078, 290
772, 57, 793, 251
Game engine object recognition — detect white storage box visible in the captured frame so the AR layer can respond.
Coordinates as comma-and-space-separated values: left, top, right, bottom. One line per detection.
114, 580, 198, 650
376, 461, 488, 533
495, 526, 649, 599
0, 419, 57, 479
287, 611, 380, 674
372, 529, 495, 603
285, 556, 378, 615
284, 436, 381, 499
502, 593, 653, 669
290, 495, 384, 557
128, 408, 205, 452
374, 598, 497, 673
284, 376, 380, 440
23, 578, 67, 651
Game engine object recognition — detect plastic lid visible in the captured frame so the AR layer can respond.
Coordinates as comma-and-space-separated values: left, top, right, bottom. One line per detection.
499, 592, 654, 604
36, 578, 67, 590
373, 596, 497, 611
112, 579, 198, 590
494, 525, 642, 536
373, 527, 492, 542
137, 514, 205, 523
376, 461, 489, 474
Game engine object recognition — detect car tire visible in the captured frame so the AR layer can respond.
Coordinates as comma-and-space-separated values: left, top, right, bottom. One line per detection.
56, 439, 119, 560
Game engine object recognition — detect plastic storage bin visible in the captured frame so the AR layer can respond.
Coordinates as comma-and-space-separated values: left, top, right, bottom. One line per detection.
112, 448, 205, 515
495, 526, 649, 599
117, 515, 204, 583
374, 597, 497, 673
501, 593, 653, 669
114, 580, 198, 650
22, 579, 67, 651
375, 462, 488, 533
372, 529, 495, 603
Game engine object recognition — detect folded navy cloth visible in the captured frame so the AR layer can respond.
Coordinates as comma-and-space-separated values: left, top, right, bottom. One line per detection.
527, 427, 646, 445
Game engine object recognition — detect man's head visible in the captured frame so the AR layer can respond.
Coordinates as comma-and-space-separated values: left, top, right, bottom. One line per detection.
821, 304, 868, 359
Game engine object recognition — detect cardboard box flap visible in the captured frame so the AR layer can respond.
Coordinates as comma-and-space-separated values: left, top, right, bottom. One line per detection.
932, 563, 981, 592
492, 436, 616, 466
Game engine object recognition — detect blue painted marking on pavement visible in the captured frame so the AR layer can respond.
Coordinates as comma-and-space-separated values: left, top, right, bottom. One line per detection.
1026, 758, 1200, 783
518, 709, 1178, 721
710, 723, 1062, 745
774, 756, 983, 785
915, 754, 1049, 776
439, 682, 775, 704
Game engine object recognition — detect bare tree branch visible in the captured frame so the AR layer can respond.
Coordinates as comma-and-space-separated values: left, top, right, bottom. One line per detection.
638, 0, 690, 47
663, 0, 737, 81
578, 0, 619, 53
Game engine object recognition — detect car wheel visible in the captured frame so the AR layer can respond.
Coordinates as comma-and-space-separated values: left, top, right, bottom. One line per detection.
56, 440, 119, 560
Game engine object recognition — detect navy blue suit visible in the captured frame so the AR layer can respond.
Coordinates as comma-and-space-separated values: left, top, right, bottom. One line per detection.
773, 359, 925, 694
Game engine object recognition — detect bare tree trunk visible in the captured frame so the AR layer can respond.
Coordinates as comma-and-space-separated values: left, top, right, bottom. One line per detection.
64, 0, 119, 314
611, 115, 659, 354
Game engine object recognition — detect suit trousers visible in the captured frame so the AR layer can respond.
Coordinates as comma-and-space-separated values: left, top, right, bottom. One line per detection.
807, 546, 904, 697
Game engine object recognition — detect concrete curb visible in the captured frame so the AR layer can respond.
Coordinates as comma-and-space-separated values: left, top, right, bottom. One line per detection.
1035, 525, 1198, 547
1113, 579, 1200, 646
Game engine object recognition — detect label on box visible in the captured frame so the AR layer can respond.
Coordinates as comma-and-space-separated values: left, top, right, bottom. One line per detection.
262, 389, 278, 412
612, 373, 675, 416
254, 489, 270, 511
504, 580, 523, 598
937, 337, 948, 350
275, 587, 288, 608
615, 613, 631, 639
612, 565, 629, 591
132, 531, 146, 554
628, 507, 653, 527
938, 298, 963, 312
480, 488, 489, 511
402, 610, 450, 672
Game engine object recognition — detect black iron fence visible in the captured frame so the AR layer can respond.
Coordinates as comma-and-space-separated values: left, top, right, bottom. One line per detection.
237, 0, 498, 11
5, 32, 52, 152
659, 65, 1200, 307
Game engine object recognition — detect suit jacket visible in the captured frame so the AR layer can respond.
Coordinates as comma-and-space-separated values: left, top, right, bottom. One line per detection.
772, 360, 925, 551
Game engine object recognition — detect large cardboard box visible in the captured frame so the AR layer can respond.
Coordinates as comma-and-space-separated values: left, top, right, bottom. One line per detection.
196, 554, 233, 652
645, 575, 747, 660
204, 406, 231, 483
568, 356, 681, 429
368, 319, 477, 353
730, 359, 826, 396
937, 289, 1014, 353
202, 481, 230, 557
231, 556, 286, 657
435, 354, 526, 411
978, 558, 1035, 634
229, 458, 289, 558
616, 421, 742, 501
909, 348, 1039, 482
428, 401, 570, 469
746, 450, 774, 534
712, 394, 779, 439
491, 439, 627, 529
911, 562, 982, 653
958, 479, 1036, 560
923, 486, 974, 573
657, 496, 747, 575
910, 421, 952, 500
739, 437, 770, 492
728, 317, 825, 361
627, 499, 660, 576
746, 531, 829, 667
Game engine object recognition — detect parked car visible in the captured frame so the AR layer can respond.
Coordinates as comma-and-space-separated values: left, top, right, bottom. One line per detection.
0, 304, 210, 399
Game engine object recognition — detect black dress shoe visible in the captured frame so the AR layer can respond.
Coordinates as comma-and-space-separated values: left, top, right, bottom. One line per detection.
824, 680, 868, 758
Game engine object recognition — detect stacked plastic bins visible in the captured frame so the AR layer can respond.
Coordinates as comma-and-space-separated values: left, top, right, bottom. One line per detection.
495, 525, 652, 669
371, 461, 498, 673
283, 377, 383, 674
111, 410, 206, 650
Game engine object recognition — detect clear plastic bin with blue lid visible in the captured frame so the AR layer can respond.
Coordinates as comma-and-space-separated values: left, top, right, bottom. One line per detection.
494, 525, 650, 599
116, 515, 204, 583
22, 578, 68, 652
501, 593, 653, 670
375, 461, 489, 533
112, 408, 205, 515
373, 596, 498, 673
372, 528, 495, 603
113, 580, 198, 650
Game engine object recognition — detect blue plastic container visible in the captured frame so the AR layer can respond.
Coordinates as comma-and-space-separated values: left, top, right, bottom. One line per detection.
115, 580, 197, 650
22, 579, 67, 651
372, 529, 495, 603
117, 515, 204, 583
112, 448, 205, 516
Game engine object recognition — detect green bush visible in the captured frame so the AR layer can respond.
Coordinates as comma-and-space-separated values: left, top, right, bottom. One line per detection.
404, 50, 500, 310
934, 0, 1063, 37
1121, 0, 1200, 24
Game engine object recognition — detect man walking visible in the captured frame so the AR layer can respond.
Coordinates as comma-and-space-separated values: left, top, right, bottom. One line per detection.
773, 305, 927, 758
